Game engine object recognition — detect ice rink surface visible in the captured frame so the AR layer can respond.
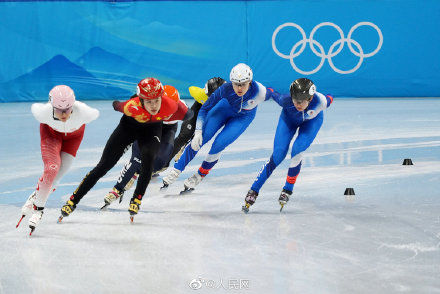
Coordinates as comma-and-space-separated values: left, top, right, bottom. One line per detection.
0, 98, 439, 293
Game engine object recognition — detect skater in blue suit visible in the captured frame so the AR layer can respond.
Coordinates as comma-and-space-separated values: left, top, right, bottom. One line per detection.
162, 63, 272, 193
242, 78, 333, 213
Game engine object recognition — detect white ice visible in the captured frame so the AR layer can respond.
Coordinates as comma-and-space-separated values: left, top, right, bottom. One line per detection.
0, 98, 439, 293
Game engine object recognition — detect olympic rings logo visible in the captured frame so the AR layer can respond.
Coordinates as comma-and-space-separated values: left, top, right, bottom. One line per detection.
272, 22, 383, 74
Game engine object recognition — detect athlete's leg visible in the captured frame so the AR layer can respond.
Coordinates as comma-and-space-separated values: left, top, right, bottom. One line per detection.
48, 152, 74, 194
71, 120, 135, 204
114, 141, 139, 192
33, 124, 63, 207
198, 109, 256, 177
174, 99, 231, 172
132, 123, 162, 199
283, 112, 323, 191
50, 125, 86, 194
153, 123, 177, 172
168, 101, 202, 164
251, 113, 296, 193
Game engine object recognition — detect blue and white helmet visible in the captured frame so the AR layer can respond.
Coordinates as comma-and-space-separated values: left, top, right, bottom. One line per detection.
230, 63, 253, 83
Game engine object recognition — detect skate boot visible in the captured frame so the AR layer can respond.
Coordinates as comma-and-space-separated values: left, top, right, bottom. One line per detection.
58, 198, 77, 223
101, 187, 123, 209
161, 168, 181, 190
279, 189, 292, 212
128, 198, 142, 222
181, 173, 203, 195
152, 167, 167, 178
17, 191, 37, 228
242, 190, 258, 213
21, 191, 36, 216
28, 205, 44, 235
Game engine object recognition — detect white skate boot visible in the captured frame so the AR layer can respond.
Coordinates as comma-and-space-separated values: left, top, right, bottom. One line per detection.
161, 168, 181, 190
17, 191, 37, 228
21, 191, 36, 216
181, 173, 204, 195
28, 206, 44, 235
101, 187, 124, 210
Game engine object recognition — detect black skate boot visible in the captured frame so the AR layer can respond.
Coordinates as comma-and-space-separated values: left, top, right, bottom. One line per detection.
58, 197, 77, 223
279, 189, 292, 212
128, 197, 142, 222
242, 190, 258, 213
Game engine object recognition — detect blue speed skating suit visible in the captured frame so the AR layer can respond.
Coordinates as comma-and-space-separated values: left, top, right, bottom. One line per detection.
251, 90, 333, 193
174, 81, 272, 177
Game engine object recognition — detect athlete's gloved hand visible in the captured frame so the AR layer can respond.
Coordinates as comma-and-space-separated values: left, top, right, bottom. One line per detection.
191, 130, 203, 151
112, 100, 123, 112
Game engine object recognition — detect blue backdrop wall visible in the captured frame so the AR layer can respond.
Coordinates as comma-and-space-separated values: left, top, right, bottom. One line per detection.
0, 0, 439, 102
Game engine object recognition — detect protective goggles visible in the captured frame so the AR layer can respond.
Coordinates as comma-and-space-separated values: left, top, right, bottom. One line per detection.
292, 97, 312, 104
53, 106, 73, 116
232, 82, 249, 88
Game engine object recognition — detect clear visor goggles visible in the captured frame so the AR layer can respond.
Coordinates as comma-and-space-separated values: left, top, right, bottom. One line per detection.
53, 106, 73, 116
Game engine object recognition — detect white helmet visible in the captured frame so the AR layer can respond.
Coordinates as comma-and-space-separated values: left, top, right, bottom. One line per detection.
230, 63, 253, 83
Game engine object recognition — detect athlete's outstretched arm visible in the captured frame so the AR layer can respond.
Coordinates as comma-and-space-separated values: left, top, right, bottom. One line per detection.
266, 87, 292, 107
195, 85, 224, 130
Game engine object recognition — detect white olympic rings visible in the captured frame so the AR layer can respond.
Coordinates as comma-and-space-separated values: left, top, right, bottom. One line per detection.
272, 22, 383, 74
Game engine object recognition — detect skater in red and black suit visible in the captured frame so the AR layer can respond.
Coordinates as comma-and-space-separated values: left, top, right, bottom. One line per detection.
59, 78, 192, 222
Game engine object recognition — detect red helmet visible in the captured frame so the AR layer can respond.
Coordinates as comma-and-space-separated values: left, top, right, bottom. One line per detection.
164, 85, 180, 102
136, 78, 164, 100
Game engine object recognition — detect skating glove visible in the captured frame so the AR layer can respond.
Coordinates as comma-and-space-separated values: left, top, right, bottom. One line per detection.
112, 100, 123, 112
191, 130, 203, 151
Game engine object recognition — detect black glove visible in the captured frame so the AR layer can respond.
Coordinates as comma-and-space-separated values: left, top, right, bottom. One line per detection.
112, 100, 122, 111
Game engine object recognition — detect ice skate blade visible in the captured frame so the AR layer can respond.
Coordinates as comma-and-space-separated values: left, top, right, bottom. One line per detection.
279, 203, 286, 212
242, 203, 251, 214
180, 187, 194, 195
16, 215, 25, 228
119, 195, 124, 203
100, 203, 110, 210
160, 183, 169, 191
241, 205, 250, 214
29, 226, 35, 236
